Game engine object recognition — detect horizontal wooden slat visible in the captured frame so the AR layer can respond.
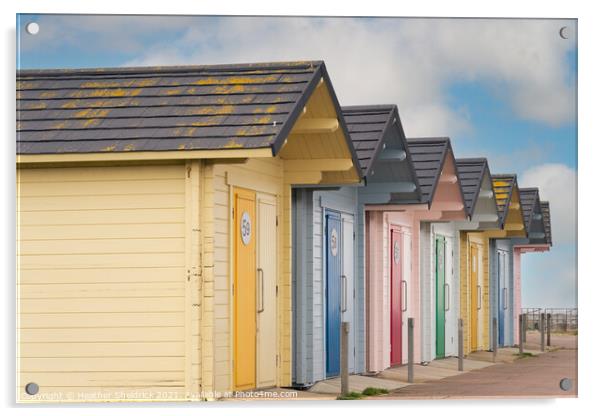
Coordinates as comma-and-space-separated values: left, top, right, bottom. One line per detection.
19, 253, 184, 269
17, 165, 184, 183
18, 371, 184, 389
19, 311, 185, 328
20, 326, 184, 343
20, 298, 184, 314
18, 223, 184, 241
18, 267, 183, 284
18, 179, 184, 197
18, 238, 184, 255
18, 194, 185, 211
19, 356, 184, 372
19, 341, 184, 357
19, 282, 184, 299
18, 209, 185, 226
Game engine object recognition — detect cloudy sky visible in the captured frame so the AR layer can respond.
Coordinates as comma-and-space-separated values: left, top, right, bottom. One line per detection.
17, 14, 577, 308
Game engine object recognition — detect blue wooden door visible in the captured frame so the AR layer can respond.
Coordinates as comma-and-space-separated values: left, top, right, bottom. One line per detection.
325, 210, 342, 377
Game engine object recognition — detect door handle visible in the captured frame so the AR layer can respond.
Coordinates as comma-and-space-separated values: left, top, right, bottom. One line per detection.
341, 275, 347, 313
257, 268, 264, 313
402, 280, 408, 312
477, 285, 482, 310
444, 283, 450, 311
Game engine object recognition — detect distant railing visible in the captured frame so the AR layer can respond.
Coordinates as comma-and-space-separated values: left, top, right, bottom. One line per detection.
522, 308, 578, 333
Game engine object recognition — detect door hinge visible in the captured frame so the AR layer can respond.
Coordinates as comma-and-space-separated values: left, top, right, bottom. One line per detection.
353, 231, 356, 240
276, 354, 279, 367
276, 285, 279, 296
276, 216, 279, 227
232, 208, 235, 218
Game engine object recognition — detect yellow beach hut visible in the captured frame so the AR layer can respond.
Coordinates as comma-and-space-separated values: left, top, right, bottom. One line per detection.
455, 159, 500, 355
457, 172, 526, 354
16, 61, 361, 402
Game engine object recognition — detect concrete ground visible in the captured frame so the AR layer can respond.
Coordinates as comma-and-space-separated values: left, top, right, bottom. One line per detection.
308, 374, 408, 395
369, 333, 578, 400
371, 348, 577, 399
379, 357, 494, 383
222, 333, 577, 401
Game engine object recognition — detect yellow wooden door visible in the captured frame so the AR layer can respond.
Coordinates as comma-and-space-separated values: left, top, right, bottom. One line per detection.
470, 243, 478, 351
233, 187, 256, 390
256, 194, 278, 388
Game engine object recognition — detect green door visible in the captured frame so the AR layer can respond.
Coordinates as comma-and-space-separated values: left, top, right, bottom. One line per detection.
435, 236, 446, 358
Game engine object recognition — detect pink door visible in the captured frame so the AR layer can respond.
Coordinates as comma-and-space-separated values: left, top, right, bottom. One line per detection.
390, 227, 403, 366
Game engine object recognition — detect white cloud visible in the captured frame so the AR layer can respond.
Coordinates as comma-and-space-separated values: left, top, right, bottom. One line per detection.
21, 15, 576, 136
520, 163, 577, 245
118, 16, 576, 133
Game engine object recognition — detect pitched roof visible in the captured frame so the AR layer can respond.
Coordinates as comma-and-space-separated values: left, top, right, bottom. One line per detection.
406, 137, 462, 206
342, 105, 396, 176
17, 61, 349, 156
491, 174, 518, 225
519, 187, 540, 232
540, 201, 553, 245
456, 158, 491, 218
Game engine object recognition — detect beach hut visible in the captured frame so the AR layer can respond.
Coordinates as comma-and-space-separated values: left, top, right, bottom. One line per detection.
489, 175, 527, 348
511, 189, 552, 342
354, 121, 467, 370
290, 130, 364, 385
16, 61, 362, 401
343, 105, 422, 374
455, 159, 500, 356
410, 141, 470, 363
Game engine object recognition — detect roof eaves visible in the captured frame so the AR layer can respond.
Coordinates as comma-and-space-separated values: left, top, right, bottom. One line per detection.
480, 160, 501, 228
271, 62, 363, 180
456, 157, 487, 219
514, 177, 527, 234
492, 173, 516, 227
424, 138, 448, 208
389, 106, 423, 200
270, 61, 323, 156
362, 105, 396, 181
445, 141, 469, 218
520, 187, 540, 232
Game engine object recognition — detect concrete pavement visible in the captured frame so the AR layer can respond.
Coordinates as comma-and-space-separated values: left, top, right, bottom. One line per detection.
221, 333, 577, 401
370, 348, 577, 399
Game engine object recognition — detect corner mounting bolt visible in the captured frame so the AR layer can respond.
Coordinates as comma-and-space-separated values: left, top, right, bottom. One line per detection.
25, 22, 40, 35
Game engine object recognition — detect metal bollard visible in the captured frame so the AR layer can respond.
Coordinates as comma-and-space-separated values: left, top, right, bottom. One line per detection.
408, 318, 414, 383
492, 318, 498, 362
521, 313, 527, 343
341, 322, 349, 396
540, 313, 545, 352
547, 313, 552, 347
519, 314, 524, 354
458, 318, 464, 371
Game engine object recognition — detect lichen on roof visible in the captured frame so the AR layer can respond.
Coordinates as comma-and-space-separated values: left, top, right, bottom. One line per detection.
16, 61, 324, 155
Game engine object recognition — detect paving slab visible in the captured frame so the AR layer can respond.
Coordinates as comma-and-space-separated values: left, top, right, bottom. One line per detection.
309, 374, 408, 394
468, 347, 543, 364
379, 362, 462, 383
428, 357, 494, 371
368, 348, 578, 399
